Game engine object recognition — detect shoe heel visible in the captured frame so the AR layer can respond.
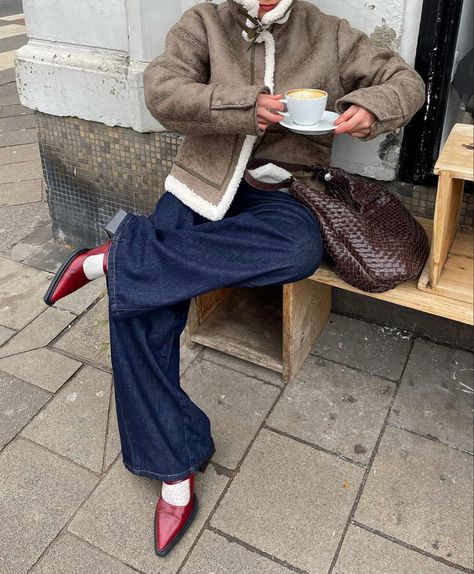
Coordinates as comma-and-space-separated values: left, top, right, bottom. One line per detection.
198, 448, 215, 473
104, 208, 129, 238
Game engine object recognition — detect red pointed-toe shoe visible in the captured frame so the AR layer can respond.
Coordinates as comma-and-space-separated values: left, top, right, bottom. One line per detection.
43, 240, 112, 306
154, 474, 198, 557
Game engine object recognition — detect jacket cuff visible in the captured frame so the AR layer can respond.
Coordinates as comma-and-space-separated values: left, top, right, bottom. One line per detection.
211, 85, 270, 135
335, 86, 405, 140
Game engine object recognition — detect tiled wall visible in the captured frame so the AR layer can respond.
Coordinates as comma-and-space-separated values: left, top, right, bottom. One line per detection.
36, 111, 474, 246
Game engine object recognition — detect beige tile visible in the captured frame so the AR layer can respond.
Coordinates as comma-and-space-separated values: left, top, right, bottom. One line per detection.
0, 50, 17, 71
22, 366, 112, 472
182, 358, 280, 469
0, 307, 76, 358
0, 143, 39, 165
54, 298, 111, 368
0, 179, 42, 205
0, 438, 97, 574
69, 461, 228, 574
392, 340, 474, 452
0, 257, 51, 330
182, 530, 295, 574
335, 525, 462, 574
31, 532, 138, 574
0, 347, 81, 392
212, 429, 363, 573
268, 356, 394, 463
356, 426, 474, 569
0, 24, 25, 39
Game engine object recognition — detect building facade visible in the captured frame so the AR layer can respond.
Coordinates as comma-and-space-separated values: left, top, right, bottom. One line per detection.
15, 0, 472, 245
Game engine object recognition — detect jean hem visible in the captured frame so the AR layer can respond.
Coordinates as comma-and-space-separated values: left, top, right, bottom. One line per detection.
122, 446, 215, 482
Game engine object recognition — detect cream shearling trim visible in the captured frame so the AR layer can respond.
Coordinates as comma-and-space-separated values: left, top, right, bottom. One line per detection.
248, 163, 293, 184
165, 135, 258, 221
260, 30, 276, 93
233, 0, 295, 25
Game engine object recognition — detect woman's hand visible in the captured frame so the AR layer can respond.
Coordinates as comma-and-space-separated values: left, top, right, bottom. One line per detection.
257, 93, 285, 132
333, 104, 376, 137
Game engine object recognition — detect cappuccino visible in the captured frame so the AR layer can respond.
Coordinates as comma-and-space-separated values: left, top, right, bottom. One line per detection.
287, 89, 327, 100
281, 88, 328, 125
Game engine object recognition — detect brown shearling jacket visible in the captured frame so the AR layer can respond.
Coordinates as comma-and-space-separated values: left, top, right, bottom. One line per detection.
143, 0, 426, 221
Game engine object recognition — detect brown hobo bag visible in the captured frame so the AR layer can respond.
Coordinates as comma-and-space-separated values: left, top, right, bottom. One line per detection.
245, 163, 429, 293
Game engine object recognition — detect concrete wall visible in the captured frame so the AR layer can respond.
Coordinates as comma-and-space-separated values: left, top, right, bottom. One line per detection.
16, 0, 424, 180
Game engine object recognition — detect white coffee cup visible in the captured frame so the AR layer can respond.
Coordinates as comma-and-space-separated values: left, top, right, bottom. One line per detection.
280, 88, 328, 126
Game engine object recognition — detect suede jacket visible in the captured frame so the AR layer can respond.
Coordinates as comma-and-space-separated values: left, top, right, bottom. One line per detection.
143, 0, 426, 221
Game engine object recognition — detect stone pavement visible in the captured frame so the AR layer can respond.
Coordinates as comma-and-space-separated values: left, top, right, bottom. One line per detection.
1, 10, 474, 574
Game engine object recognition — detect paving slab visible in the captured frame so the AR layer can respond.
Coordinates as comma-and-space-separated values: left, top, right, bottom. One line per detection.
30, 532, 138, 574
268, 356, 394, 463
0, 128, 37, 146
180, 339, 202, 374
0, 103, 32, 117
0, 200, 50, 251
103, 390, 121, 471
2, 222, 53, 262
392, 339, 474, 452
211, 429, 363, 573
23, 239, 77, 273
0, 142, 39, 165
0, 178, 42, 205
182, 358, 280, 469
181, 529, 295, 574
334, 525, 461, 574
0, 81, 20, 105
0, 324, 15, 345
0, 370, 51, 449
0, 347, 82, 392
55, 277, 107, 315
311, 314, 412, 380
203, 347, 284, 387
356, 425, 474, 569
68, 460, 228, 574
0, 114, 36, 132
0, 438, 98, 574
0, 158, 42, 183
0, 306, 76, 358
53, 297, 111, 368
0, 68, 15, 85
22, 366, 112, 472
0, 257, 51, 329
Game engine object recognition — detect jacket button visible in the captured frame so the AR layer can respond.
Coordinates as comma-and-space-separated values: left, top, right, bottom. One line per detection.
215, 99, 222, 105
239, 99, 247, 105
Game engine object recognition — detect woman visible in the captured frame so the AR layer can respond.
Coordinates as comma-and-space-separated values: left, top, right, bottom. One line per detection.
43, 0, 425, 557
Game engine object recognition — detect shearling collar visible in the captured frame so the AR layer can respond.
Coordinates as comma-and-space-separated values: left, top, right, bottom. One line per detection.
229, 0, 295, 27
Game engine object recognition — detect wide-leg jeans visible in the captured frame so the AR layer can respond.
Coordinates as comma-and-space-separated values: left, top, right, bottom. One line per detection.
107, 181, 323, 481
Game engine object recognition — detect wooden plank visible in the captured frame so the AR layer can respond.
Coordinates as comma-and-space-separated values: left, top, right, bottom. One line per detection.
190, 287, 283, 373
429, 173, 465, 287
434, 123, 474, 181
419, 250, 473, 304
196, 288, 230, 323
282, 280, 331, 383
310, 264, 473, 325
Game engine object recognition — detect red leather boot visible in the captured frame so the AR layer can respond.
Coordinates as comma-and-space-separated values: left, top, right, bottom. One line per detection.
154, 474, 198, 557
43, 240, 112, 306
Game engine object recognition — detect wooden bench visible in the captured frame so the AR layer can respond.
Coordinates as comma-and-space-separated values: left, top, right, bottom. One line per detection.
187, 124, 473, 382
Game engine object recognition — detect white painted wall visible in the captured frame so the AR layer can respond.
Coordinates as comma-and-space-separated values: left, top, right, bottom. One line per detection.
16, 0, 424, 179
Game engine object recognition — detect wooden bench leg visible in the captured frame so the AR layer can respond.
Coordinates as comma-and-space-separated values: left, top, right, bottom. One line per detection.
429, 171, 464, 288
282, 280, 332, 383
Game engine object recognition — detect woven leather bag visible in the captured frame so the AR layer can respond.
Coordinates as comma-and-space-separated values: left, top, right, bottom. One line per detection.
288, 166, 429, 293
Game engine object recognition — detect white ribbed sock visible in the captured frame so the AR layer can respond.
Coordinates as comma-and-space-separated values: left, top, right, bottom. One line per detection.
83, 254, 105, 280
161, 478, 191, 506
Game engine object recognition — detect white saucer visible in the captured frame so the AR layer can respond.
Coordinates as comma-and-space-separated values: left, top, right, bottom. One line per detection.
279, 111, 340, 135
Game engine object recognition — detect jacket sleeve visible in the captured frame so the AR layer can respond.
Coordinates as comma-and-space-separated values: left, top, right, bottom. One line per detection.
334, 18, 426, 140
143, 11, 269, 136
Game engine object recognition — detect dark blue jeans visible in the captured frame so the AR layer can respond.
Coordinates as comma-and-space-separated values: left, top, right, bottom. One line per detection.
107, 182, 323, 481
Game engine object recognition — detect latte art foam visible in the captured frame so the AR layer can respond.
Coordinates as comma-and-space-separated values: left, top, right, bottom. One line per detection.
287, 89, 327, 100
